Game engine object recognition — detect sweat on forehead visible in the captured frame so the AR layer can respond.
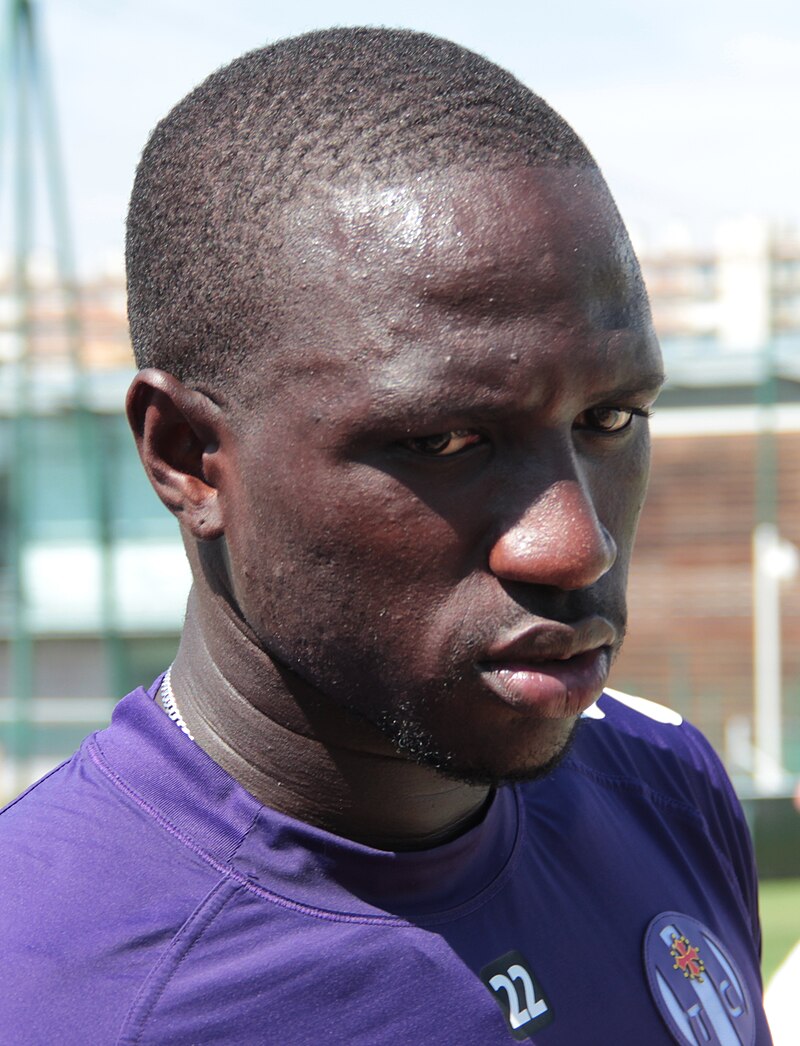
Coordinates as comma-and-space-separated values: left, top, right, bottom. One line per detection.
125, 26, 599, 397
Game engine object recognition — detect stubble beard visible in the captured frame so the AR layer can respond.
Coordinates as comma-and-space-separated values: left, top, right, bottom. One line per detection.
372, 697, 586, 788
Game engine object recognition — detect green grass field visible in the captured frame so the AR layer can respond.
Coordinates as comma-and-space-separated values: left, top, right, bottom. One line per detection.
761, 878, 800, 985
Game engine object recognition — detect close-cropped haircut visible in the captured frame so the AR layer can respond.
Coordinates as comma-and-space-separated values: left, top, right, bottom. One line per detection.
126, 27, 597, 396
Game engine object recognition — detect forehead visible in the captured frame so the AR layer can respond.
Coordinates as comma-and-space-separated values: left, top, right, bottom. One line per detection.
250, 165, 659, 412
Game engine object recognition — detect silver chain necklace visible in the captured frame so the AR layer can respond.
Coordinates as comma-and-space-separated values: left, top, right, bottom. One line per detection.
159, 667, 195, 741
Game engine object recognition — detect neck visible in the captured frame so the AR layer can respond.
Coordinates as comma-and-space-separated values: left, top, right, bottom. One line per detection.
169, 586, 490, 851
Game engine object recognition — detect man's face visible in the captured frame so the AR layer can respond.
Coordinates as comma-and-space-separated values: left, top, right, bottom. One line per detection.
216, 165, 664, 784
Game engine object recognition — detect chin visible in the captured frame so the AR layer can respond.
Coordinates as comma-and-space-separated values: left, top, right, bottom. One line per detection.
376, 706, 583, 788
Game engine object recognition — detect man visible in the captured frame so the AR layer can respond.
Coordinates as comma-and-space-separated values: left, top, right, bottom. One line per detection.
0, 28, 770, 1045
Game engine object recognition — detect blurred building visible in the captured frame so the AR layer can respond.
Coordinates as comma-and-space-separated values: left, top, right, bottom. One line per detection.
1, 219, 799, 797
642, 217, 800, 353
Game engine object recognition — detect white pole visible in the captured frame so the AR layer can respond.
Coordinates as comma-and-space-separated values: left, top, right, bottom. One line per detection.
752, 523, 797, 794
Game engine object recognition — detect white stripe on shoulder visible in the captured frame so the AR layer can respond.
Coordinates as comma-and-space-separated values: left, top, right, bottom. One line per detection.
581, 701, 606, 719
596, 687, 683, 725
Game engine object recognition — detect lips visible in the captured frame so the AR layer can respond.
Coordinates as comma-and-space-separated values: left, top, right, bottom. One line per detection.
478, 618, 618, 718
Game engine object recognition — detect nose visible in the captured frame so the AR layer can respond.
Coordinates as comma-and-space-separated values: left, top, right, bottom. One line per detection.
488, 477, 617, 591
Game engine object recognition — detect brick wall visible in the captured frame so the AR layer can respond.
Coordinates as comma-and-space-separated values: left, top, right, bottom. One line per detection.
612, 428, 800, 764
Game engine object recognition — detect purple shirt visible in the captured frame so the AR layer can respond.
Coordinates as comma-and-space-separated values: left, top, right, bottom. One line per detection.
0, 680, 770, 1044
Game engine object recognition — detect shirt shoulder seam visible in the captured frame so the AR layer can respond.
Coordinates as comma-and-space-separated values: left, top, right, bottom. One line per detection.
87, 738, 425, 928
116, 877, 242, 1045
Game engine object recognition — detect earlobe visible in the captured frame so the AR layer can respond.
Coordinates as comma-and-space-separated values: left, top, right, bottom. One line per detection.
126, 368, 226, 541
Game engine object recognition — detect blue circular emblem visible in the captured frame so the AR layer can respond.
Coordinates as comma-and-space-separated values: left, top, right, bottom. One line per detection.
643, 912, 756, 1046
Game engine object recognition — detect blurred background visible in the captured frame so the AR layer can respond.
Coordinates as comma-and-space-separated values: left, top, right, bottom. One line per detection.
1, 0, 799, 987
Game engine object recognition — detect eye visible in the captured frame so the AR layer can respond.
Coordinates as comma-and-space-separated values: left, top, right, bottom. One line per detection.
574, 406, 651, 434
401, 429, 484, 456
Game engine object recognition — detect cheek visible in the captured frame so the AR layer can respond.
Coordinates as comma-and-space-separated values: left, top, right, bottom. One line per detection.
226, 465, 472, 641
224, 473, 477, 705
624, 435, 652, 525
593, 436, 651, 553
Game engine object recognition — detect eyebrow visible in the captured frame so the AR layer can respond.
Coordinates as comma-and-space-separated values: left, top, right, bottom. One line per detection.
591, 373, 667, 401
345, 371, 669, 436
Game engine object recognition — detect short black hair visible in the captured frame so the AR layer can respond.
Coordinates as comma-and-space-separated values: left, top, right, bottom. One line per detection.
126, 27, 597, 396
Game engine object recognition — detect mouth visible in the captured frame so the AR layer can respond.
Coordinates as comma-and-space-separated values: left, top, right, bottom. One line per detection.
477, 618, 617, 718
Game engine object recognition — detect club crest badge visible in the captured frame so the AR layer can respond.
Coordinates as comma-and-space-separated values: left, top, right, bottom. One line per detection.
670, 933, 706, 981
643, 912, 756, 1045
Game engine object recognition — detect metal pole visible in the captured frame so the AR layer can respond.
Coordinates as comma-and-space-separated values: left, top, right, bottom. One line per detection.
8, 0, 35, 792
751, 325, 798, 794
752, 523, 784, 793
26, 0, 126, 699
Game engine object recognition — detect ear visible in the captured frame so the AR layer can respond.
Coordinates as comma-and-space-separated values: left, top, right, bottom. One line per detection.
126, 368, 227, 541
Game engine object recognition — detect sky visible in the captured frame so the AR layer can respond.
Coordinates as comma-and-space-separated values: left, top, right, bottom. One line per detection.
7, 0, 800, 275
